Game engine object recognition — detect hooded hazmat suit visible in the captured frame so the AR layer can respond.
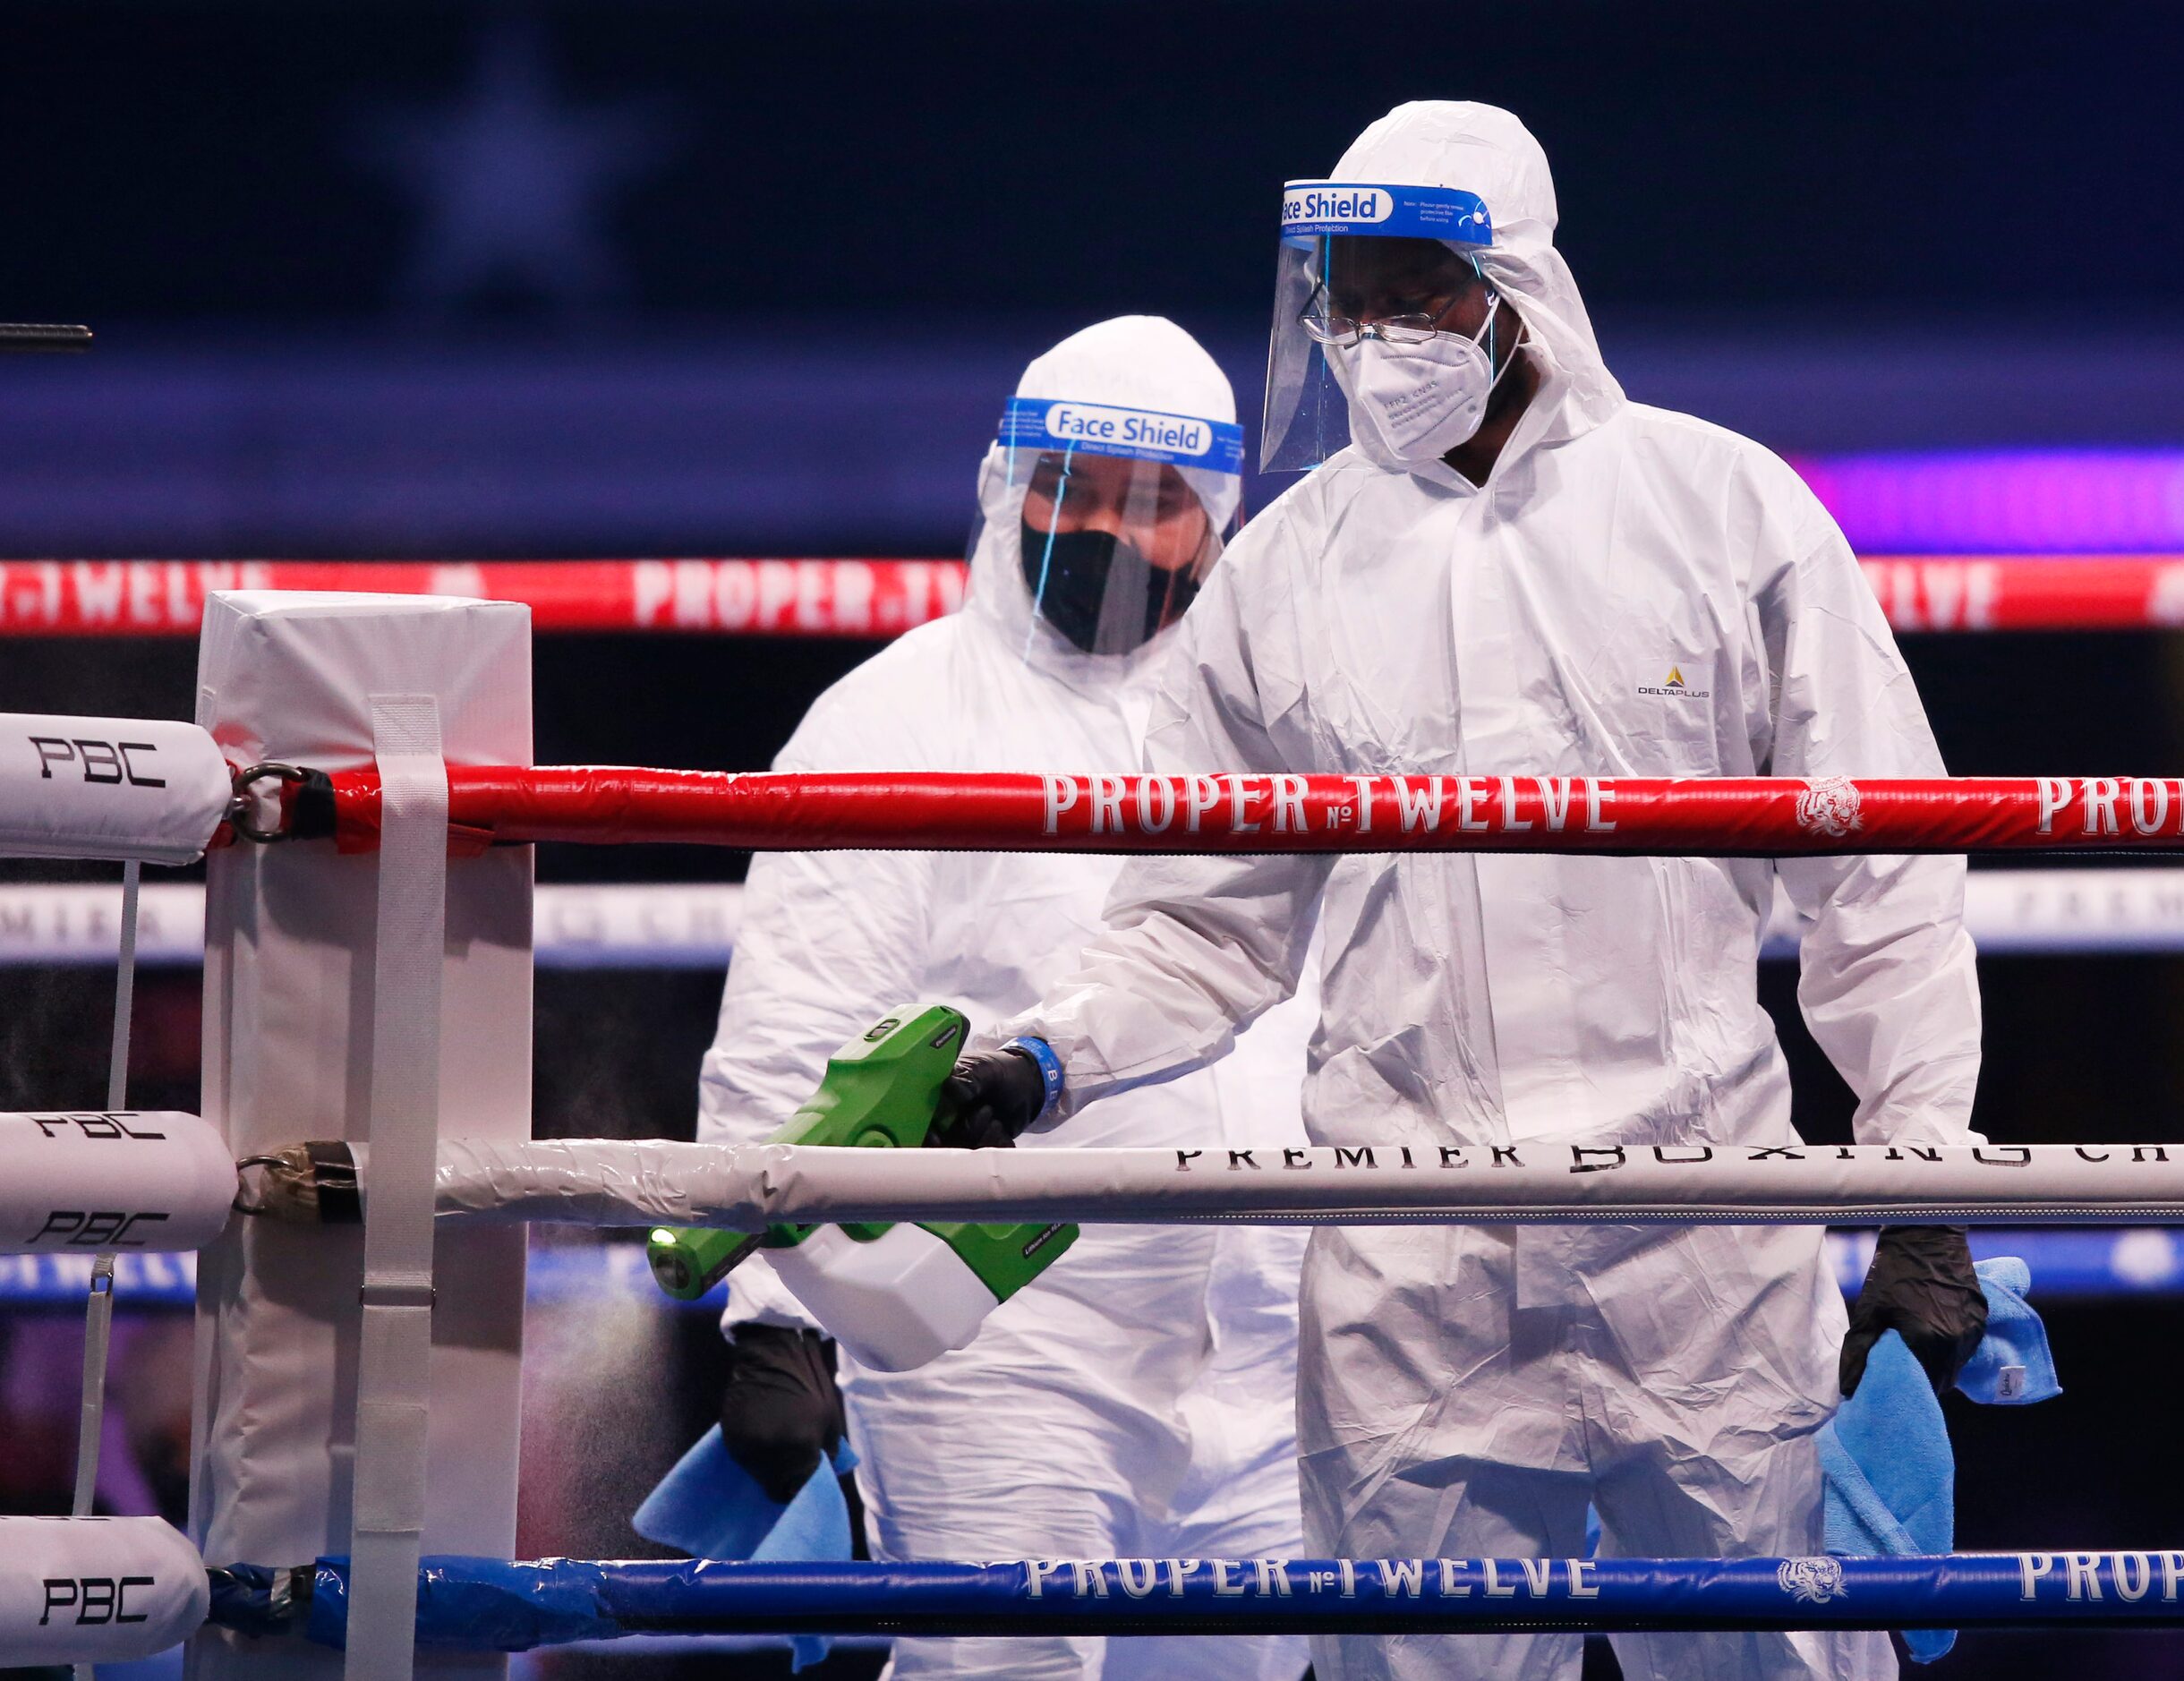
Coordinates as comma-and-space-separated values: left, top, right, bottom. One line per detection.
994, 105, 1981, 1681
698, 316, 1315, 1681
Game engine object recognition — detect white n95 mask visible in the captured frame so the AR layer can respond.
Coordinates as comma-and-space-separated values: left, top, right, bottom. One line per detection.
1338, 303, 1506, 466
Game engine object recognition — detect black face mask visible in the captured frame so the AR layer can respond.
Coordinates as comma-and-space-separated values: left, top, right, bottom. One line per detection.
1020, 521, 1202, 655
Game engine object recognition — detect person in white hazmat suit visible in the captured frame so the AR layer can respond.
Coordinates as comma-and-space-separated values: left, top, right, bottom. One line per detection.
955, 104, 1989, 1680
696, 315, 1315, 1681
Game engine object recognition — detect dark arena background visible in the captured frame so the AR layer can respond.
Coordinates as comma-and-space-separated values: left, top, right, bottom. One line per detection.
5, 3, 2184, 1676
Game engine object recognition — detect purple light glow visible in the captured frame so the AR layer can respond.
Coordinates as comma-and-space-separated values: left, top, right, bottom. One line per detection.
1794, 451, 2184, 555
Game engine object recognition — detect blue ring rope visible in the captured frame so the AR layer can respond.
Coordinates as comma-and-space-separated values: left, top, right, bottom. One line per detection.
13, 1230, 2184, 1310
208, 1553, 2184, 1651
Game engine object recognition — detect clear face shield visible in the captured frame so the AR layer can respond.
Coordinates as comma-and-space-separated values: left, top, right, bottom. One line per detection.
987, 396, 1244, 658
1261, 180, 1498, 473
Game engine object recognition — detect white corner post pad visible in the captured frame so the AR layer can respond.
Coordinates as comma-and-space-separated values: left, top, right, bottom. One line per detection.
188, 592, 533, 1681
0, 1516, 209, 1665
0, 713, 231, 864
0, 1111, 235, 1254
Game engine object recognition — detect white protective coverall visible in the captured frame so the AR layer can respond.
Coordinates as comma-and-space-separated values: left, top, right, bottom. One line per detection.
698, 316, 1315, 1681
997, 105, 1981, 1681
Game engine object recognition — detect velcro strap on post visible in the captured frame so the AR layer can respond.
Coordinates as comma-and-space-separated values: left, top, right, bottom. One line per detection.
343, 697, 448, 1681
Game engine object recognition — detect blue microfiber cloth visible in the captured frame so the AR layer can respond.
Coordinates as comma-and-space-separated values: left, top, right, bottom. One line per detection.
634, 1424, 858, 1671
1822, 1256, 2060, 1661
1955, 1255, 2060, 1405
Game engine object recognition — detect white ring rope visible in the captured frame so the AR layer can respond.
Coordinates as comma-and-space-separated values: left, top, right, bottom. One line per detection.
359, 1139, 2184, 1230
10, 870, 2184, 968
5, 1229, 2182, 1305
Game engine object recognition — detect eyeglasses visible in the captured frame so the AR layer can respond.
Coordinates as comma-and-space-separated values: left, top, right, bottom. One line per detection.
1295, 275, 1498, 348
1298, 310, 1448, 347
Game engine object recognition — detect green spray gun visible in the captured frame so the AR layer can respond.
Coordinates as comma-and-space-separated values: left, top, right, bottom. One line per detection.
647, 1005, 1076, 1370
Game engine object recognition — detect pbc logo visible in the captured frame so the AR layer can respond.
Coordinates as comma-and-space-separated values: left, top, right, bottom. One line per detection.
27, 1210, 170, 1248
28, 735, 166, 787
29, 1113, 168, 1141
41, 1575, 157, 1626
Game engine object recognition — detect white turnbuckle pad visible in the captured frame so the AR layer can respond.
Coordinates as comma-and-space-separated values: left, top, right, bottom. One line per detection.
0, 713, 230, 863
0, 1111, 233, 1254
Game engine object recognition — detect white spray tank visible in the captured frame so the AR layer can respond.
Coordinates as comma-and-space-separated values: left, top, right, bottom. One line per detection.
646, 1006, 1075, 1370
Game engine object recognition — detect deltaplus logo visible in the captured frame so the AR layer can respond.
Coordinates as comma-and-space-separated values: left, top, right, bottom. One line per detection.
1637, 663, 1711, 700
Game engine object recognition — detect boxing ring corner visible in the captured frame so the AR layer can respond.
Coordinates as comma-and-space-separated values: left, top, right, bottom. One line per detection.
186, 589, 533, 1681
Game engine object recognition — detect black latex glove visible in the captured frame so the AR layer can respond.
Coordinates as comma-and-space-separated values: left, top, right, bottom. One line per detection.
927, 1046, 1049, 1151
1839, 1224, 1989, 1398
719, 1323, 845, 1503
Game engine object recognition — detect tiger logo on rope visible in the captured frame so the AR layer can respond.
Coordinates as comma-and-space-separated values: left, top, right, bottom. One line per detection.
1777, 1556, 1848, 1605
1794, 776, 1865, 840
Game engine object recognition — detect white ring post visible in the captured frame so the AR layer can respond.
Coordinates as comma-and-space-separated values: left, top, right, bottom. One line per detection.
187, 592, 533, 1681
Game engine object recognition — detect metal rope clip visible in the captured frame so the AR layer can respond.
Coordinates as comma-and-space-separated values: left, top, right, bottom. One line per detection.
228, 761, 309, 842
235, 1142, 364, 1223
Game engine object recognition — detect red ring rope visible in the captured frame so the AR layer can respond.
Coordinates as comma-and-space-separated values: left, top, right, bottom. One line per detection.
4, 556, 2182, 636
0, 559, 967, 637
315, 766, 2184, 857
